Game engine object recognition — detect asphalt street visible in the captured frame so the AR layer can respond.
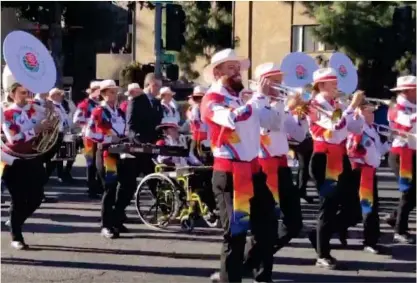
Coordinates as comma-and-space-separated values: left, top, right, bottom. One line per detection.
1, 155, 416, 283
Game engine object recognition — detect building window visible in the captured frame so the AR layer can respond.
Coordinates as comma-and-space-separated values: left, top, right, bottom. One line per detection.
291, 25, 334, 52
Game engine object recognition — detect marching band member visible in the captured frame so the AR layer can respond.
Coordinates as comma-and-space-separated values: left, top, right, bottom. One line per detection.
73, 81, 103, 198
306, 67, 364, 269
85, 80, 127, 239
2, 82, 51, 249
188, 86, 211, 164
45, 88, 73, 183
385, 75, 416, 244
288, 89, 314, 204
120, 83, 142, 114
347, 101, 390, 254
158, 86, 180, 124
201, 49, 281, 283
246, 63, 306, 263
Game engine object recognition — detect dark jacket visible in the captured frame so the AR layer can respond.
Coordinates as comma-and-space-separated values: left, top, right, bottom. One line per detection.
126, 94, 163, 144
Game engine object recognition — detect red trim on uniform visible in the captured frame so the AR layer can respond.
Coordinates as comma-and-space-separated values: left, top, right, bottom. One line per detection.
391, 146, 416, 154
258, 155, 288, 169
261, 70, 283, 78
313, 140, 347, 154
396, 84, 416, 88
213, 157, 260, 174
314, 75, 338, 83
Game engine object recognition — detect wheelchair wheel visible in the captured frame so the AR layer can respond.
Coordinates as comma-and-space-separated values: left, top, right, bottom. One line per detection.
135, 173, 180, 232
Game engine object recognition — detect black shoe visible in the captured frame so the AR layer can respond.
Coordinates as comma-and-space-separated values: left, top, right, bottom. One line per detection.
101, 228, 118, 239
394, 233, 416, 244
115, 224, 129, 233
316, 256, 337, 269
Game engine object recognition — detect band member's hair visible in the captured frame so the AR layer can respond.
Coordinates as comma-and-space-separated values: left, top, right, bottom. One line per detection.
10, 82, 23, 93
144, 73, 160, 88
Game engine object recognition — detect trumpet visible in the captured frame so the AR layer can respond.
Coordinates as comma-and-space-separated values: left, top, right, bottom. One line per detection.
373, 123, 416, 139
340, 96, 395, 109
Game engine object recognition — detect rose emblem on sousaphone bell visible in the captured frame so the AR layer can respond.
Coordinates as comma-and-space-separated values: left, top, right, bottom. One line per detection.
22, 52, 40, 72
338, 64, 347, 78
295, 64, 307, 80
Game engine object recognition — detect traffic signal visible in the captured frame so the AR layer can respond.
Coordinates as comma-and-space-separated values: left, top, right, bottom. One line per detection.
165, 64, 179, 81
165, 4, 186, 51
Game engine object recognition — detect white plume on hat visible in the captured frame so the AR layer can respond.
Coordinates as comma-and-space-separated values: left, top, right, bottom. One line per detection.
203, 48, 250, 84
254, 62, 282, 80
2, 65, 17, 94
390, 75, 417, 92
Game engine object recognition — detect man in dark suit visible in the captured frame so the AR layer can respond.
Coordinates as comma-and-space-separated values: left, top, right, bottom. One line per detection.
120, 73, 163, 229
127, 73, 163, 144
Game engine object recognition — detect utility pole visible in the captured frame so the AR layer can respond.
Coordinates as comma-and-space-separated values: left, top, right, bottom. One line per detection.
154, 2, 162, 78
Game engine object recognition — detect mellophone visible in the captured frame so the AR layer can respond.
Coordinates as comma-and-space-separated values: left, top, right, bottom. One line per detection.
108, 142, 190, 157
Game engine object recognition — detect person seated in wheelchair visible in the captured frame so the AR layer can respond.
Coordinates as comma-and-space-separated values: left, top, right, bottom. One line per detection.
155, 117, 202, 167
155, 117, 218, 226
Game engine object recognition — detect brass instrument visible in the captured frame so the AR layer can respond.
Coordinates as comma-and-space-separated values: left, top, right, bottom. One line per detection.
1, 104, 61, 159
373, 123, 417, 140
340, 96, 395, 109
33, 106, 61, 152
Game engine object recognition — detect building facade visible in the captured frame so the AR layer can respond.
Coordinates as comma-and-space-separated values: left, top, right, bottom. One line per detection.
97, 2, 333, 85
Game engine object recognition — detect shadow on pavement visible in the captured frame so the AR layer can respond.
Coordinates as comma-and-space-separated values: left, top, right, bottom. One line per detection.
1, 257, 415, 282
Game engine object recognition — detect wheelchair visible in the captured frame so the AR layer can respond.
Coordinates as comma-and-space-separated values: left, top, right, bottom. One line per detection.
135, 159, 218, 233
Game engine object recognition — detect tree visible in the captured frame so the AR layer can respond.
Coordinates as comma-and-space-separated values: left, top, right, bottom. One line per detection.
2, 2, 122, 88
176, 1, 237, 80
301, 1, 416, 97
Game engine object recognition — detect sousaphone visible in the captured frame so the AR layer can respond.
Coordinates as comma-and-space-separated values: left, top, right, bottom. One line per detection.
1, 30, 59, 159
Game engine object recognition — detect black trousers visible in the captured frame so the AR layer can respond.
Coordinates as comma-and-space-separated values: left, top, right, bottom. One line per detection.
274, 166, 303, 252
309, 153, 361, 258
388, 152, 416, 234
189, 170, 217, 212
96, 148, 129, 229
212, 169, 277, 283
2, 158, 45, 241
116, 158, 140, 217
290, 137, 313, 196
351, 167, 380, 246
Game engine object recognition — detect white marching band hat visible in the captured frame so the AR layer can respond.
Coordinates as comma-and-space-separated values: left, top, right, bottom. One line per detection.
124, 83, 141, 96
188, 85, 207, 98
203, 48, 250, 83
48, 87, 64, 96
312, 67, 338, 85
158, 86, 176, 99
254, 62, 283, 80
156, 116, 180, 130
99, 80, 119, 91
390, 75, 417, 92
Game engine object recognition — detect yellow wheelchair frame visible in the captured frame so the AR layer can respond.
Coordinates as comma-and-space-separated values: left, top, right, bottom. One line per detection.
135, 163, 216, 232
